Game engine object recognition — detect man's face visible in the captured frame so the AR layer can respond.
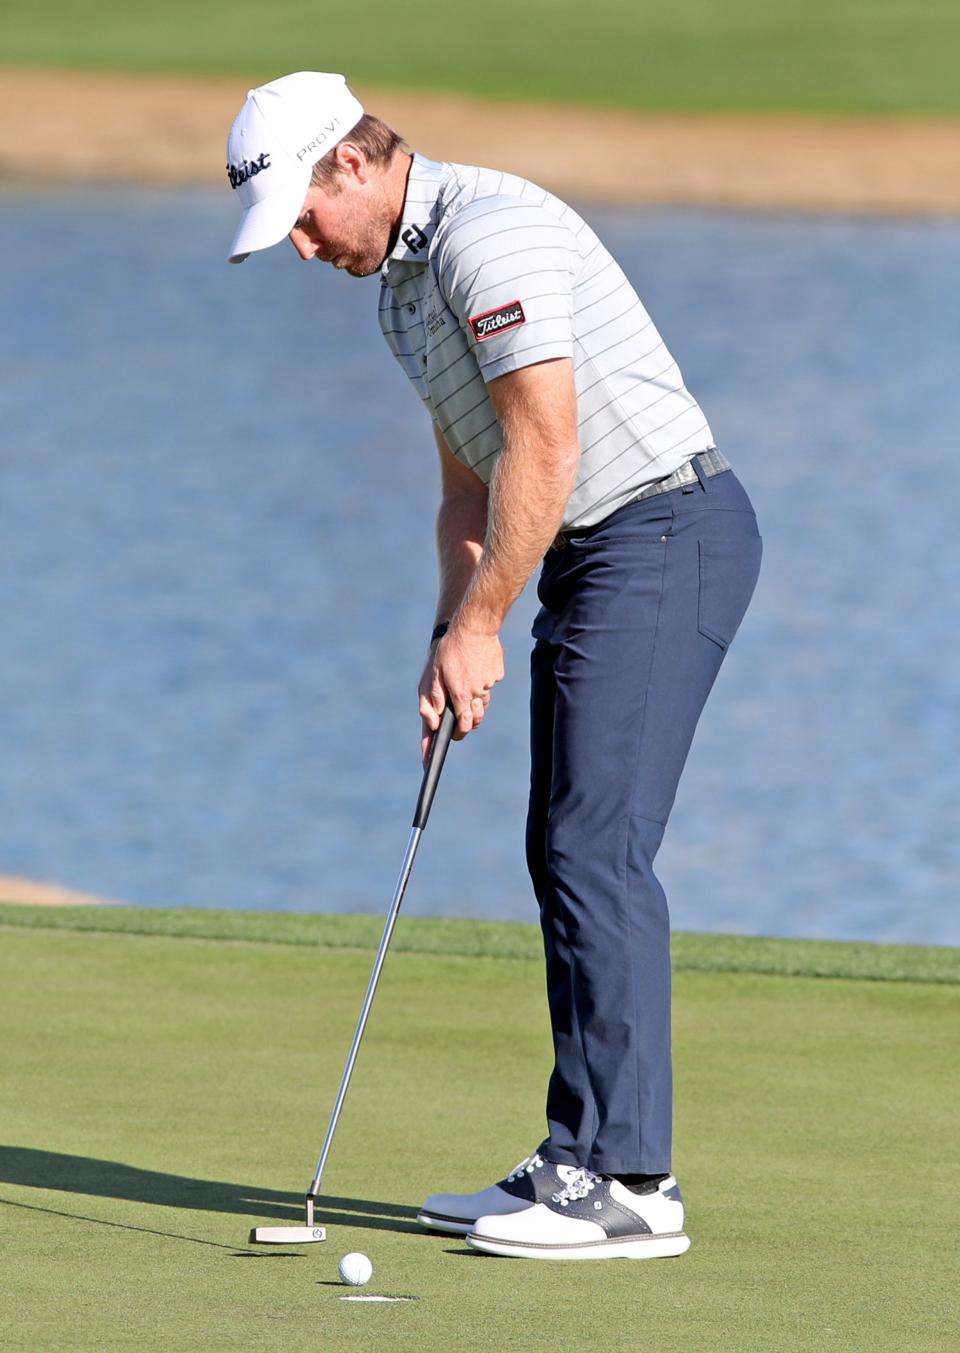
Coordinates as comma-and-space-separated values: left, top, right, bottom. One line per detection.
288, 171, 395, 278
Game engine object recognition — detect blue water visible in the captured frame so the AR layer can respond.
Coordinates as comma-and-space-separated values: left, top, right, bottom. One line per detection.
1, 187, 958, 944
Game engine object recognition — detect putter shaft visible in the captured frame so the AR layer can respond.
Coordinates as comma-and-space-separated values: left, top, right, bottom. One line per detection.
301, 705, 455, 1229
305, 824, 423, 1224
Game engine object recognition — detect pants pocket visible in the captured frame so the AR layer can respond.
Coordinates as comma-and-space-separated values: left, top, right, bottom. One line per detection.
697, 531, 763, 649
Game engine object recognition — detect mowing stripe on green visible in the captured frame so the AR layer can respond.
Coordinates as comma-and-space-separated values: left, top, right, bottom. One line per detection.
0, 903, 955, 984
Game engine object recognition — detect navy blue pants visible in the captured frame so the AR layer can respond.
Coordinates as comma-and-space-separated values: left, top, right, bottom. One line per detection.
527, 461, 762, 1175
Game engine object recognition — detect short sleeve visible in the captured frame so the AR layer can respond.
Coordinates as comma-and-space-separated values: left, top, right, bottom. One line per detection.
436, 197, 577, 382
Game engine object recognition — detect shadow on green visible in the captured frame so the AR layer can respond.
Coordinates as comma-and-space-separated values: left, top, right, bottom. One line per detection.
0, 1146, 422, 1239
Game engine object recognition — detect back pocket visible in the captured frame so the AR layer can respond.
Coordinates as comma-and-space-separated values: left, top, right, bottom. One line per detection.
697, 533, 763, 649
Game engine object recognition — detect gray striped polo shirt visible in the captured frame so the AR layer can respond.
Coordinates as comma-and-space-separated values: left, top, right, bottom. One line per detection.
379, 155, 715, 530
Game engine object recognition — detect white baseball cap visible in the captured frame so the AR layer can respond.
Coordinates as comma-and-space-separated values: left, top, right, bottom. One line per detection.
226, 72, 364, 264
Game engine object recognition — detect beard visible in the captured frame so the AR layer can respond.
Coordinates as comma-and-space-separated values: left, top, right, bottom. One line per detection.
343, 256, 382, 277
328, 195, 397, 277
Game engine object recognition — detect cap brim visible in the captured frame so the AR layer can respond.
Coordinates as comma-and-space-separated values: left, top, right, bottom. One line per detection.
227, 168, 311, 264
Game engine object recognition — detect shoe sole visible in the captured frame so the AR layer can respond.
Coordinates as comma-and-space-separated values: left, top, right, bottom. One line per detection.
464, 1230, 692, 1261
417, 1210, 474, 1236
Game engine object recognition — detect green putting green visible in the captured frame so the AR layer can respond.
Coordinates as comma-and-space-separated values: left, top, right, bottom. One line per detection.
0, 907, 955, 1351
4, 0, 958, 114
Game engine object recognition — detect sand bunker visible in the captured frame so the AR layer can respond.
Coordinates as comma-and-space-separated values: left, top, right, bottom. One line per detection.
2, 67, 958, 214
0, 875, 120, 907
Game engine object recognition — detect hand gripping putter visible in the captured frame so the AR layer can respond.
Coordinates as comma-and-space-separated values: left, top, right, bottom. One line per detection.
251, 705, 456, 1244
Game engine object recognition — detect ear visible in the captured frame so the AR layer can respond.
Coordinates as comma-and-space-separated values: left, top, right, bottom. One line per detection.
334, 141, 368, 185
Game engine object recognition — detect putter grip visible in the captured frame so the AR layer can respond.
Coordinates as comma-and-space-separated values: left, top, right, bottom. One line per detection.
413, 704, 456, 830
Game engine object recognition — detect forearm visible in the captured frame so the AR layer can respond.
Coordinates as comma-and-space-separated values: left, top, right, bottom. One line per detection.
434, 490, 487, 626
421, 360, 578, 745
455, 427, 579, 634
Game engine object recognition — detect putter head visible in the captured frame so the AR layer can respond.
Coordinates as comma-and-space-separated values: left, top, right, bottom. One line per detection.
249, 1225, 327, 1244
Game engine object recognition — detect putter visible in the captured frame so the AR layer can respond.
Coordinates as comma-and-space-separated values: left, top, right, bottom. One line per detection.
250, 704, 456, 1243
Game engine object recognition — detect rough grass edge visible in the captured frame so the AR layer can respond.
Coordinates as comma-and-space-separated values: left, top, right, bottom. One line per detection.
0, 903, 955, 984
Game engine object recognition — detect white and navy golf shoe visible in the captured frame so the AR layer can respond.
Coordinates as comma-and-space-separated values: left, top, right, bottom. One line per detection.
465, 1168, 691, 1260
417, 1152, 582, 1235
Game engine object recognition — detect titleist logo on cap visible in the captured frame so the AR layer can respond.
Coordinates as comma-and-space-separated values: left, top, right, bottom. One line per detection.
470, 301, 525, 341
227, 152, 271, 189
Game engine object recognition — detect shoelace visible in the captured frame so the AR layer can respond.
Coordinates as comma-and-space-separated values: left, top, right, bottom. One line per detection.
551, 1167, 603, 1207
506, 1152, 545, 1183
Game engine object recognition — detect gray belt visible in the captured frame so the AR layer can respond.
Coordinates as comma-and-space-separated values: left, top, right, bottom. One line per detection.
552, 449, 731, 551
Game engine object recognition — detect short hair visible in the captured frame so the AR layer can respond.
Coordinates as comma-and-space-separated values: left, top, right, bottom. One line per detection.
309, 115, 407, 191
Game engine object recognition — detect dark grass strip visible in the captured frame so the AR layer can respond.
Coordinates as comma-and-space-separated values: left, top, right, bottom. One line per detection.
0, 903, 956, 984
6, 0, 960, 116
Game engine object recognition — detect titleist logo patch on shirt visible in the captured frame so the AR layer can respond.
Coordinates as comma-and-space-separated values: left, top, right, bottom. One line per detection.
470, 301, 525, 341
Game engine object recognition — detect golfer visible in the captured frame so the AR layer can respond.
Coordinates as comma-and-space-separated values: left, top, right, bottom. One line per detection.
225, 72, 762, 1261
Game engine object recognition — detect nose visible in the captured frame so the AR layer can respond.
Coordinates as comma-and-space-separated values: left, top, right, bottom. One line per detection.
289, 227, 319, 261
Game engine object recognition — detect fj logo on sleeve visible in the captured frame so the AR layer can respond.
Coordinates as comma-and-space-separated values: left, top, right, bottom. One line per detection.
469, 301, 525, 341
401, 225, 429, 253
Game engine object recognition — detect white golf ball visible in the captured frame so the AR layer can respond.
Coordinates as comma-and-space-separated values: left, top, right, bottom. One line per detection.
338, 1252, 373, 1286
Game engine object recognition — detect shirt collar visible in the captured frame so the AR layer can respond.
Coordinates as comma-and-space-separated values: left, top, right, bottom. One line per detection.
382, 154, 448, 277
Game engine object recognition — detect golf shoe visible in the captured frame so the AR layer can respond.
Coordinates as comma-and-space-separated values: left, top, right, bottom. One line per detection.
466, 1169, 691, 1259
418, 1151, 582, 1235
